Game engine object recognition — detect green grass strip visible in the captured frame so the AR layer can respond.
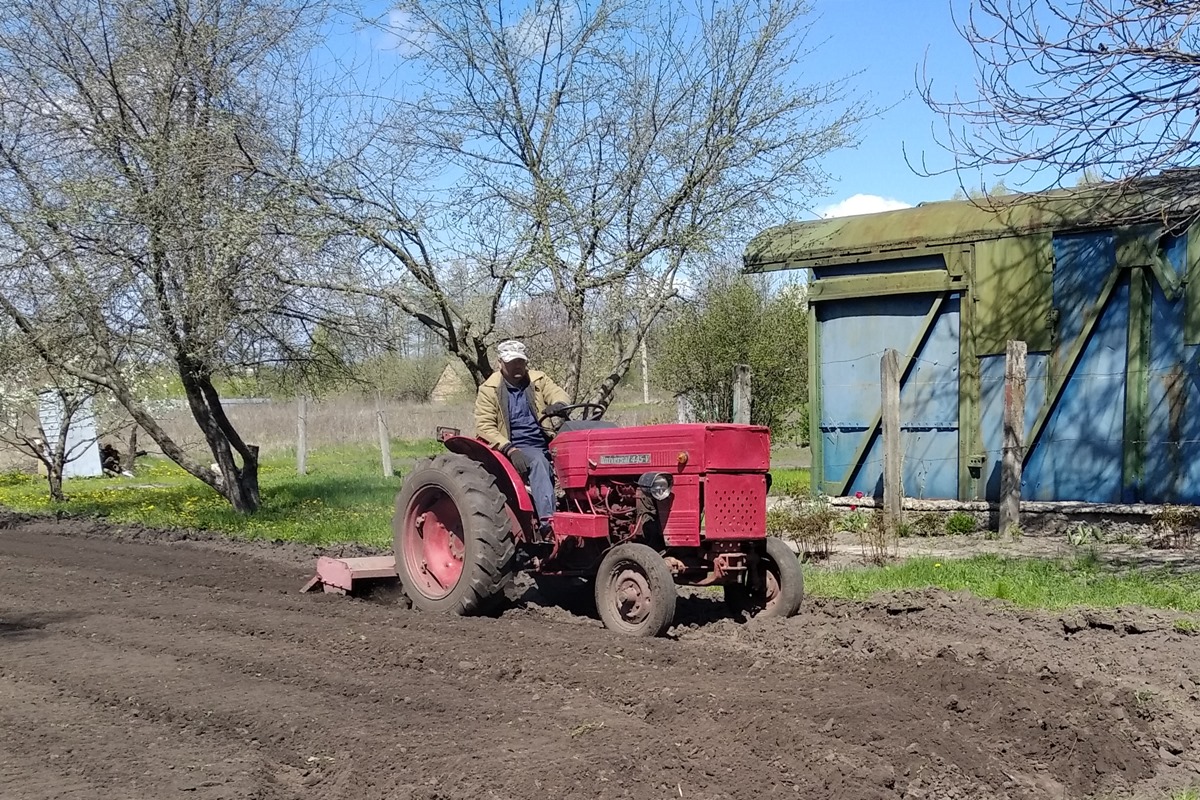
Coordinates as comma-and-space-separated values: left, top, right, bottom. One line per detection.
806, 553, 1200, 613
0, 443, 448, 547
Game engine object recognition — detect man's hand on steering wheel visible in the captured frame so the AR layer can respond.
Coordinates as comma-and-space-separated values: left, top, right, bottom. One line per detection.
538, 402, 606, 425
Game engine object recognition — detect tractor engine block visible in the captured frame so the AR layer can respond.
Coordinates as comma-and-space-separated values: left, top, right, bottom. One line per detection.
562, 481, 642, 543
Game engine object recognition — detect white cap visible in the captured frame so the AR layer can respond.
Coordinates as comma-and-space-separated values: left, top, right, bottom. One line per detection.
497, 340, 528, 363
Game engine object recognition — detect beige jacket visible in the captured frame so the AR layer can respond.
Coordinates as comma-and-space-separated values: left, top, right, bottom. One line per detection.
474, 369, 571, 450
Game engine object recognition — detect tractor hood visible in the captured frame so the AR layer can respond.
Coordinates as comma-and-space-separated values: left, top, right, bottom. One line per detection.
550, 423, 770, 490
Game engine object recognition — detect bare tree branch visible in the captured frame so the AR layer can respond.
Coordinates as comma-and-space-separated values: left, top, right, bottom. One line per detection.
304, 0, 867, 401
923, 0, 1200, 191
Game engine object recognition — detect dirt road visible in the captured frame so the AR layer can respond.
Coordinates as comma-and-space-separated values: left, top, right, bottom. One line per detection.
2, 513, 1199, 799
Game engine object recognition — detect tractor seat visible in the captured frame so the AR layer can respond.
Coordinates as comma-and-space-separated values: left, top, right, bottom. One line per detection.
558, 420, 619, 433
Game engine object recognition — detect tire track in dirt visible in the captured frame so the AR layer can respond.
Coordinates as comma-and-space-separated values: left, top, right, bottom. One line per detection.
1, 516, 1194, 799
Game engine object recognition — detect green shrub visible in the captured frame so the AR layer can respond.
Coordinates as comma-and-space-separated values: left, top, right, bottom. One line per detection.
836, 510, 870, 533
659, 272, 809, 441
945, 511, 977, 535
0, 471, 34, 487
767, 496, 835, 559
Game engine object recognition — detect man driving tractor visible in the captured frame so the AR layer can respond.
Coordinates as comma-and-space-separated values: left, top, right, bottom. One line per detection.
306, 337, 804, 637
474, 340, 570, 535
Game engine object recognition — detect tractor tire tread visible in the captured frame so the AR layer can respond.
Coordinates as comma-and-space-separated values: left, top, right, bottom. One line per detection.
765, 536, 804, 617
725, 537, 804, 620
594, 542, 677, 638
393, 453, 516, 615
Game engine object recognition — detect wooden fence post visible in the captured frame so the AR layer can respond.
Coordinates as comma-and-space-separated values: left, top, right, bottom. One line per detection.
296, 394, 307, 476
1000, 340, 1027, 536
640, 338, 651, 404
123, 426, 138, 473
376, 392, 393, 478
881, 349, 902, 537
732, 364, 751, 424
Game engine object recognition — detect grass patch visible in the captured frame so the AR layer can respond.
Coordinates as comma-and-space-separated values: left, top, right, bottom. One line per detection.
806, 554, 1200, 612
944, 511, 978, 535
769, 467, 810, 496
0, 442, 445, 547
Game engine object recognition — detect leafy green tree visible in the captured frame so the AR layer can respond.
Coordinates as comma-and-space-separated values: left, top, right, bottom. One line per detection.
0, 0, 340, 513
659, 273, 808, 440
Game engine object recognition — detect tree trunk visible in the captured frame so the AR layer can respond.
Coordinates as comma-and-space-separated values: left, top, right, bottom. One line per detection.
47, 396, 72, 502
640, 338, 650, 404
459, 337, 494, 388
564, 296, 586, 401
589, 287, 677, 409
73, 349, 255, 510
178, 357, 261, 513
590, 306, 672, 409
591, 344, 639, 410
46, 467, 64, 502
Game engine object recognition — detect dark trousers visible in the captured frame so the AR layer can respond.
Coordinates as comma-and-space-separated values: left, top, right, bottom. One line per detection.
516, 445, 555, 522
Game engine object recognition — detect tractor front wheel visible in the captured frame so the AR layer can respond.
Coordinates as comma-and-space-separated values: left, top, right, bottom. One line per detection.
393, 454, 516, 615
594, 543, 677, 637
725, 536, 804, 620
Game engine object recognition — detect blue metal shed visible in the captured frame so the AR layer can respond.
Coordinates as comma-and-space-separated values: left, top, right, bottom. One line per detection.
744, 173, 1200, 503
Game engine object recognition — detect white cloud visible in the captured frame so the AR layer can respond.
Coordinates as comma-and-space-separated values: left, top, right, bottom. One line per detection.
820, 194, 912, 219
378, 9, 423, 54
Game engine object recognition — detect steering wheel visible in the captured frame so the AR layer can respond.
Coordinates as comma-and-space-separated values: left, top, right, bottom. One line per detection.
538, 402, 607, 425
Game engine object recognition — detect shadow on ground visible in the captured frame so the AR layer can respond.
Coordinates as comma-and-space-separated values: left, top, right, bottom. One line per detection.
0, 610, 82, 639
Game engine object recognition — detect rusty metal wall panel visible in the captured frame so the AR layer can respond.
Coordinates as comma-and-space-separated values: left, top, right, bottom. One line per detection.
1184, 229, 1200, 346
1052, 233, 1117, 355
850, 296, 961, 499
816, 292, 934, 494
816, 290, 961, 499
979, 352, 1048, 500
791, 187, 1200, 503
813, 254, 946, 279
973, 235, 1054, 355
1144, 252, 1200, 502
1023, 282, 1129, 502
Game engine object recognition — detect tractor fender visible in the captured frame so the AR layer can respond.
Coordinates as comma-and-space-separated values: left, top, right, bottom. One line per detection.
443, 436, 535, 513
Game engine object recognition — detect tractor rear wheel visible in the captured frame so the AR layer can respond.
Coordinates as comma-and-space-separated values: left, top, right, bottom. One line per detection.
725, 536, 804, 619
393, 454, 516, 614
594, 543, 676, 637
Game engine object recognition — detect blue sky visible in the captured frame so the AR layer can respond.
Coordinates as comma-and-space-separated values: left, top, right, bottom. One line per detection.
808, 0, 1008, 218
341, 0, 1011, 220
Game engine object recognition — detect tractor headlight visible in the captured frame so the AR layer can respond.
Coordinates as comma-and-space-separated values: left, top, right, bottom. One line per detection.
638, 472, 673, 501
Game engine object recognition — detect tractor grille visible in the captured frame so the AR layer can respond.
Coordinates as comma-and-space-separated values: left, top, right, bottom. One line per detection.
703, 474, 766, 539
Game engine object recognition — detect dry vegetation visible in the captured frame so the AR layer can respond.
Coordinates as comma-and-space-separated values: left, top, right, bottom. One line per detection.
0, 396, 683, 472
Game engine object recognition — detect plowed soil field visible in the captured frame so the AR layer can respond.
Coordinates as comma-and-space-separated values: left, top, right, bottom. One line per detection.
2, 512, 1199, 799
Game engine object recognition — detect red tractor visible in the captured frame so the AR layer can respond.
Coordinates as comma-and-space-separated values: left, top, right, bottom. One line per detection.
305, 405, 803, 637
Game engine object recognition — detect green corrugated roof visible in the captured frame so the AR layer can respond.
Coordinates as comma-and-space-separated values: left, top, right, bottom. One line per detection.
744, 171, 1200, 272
